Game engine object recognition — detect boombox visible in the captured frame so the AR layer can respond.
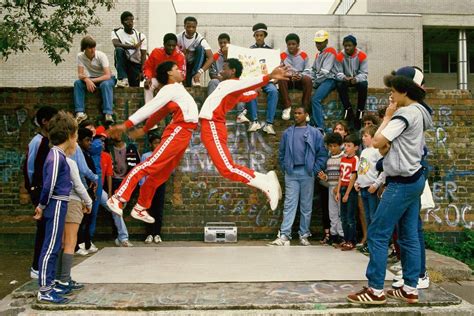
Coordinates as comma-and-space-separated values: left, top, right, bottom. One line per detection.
204, 222, 237, 243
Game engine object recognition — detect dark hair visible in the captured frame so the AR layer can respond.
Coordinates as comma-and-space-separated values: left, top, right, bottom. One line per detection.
362, 125, 378, 138
218, 33, 230, 41
80, 35, 96, 51
156, 61, 176, 85
35, 106, 58, 127
148, 133, 161, 144
384, 71, 426, 103
78, 127, 93, 141
285, 33, 300, 44
79, 119, 95, 129
294, 106, 306, 113
48, 111, 78, 146
252, 23, 268, 36
163, 33, 178, 44
377, 105, 387, 119
362, 113, 380, 126
344, 134, 360, 147
325, 132, 343, 146
120, 11, 133, 23
225, 58, 243, 78
184, 16, 197, 24
334, 120, 350, 135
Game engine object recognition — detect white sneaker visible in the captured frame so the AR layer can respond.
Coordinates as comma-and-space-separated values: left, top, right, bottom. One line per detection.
78, 242, 85, 250
299, 237, 311, 246
154, 235, 162, 243
417, 273, 430, 289
104, 114, 114, 124
75, 112, 88, 124
116, 78, 129, 88
268, 236, 290, 246
88, 242, 98, 253
75, 248, 89, 256
106, 196, 123, 217
131, 204, 155, 224
236, 110, 250, 123
392, 278, 404, 288
393, 270, 403, 281
262, 124, 276, 135
282, 108, 291, 120
30, 267, 38, 279
192, 80, 201, 87
248, 171, 281, 211
390, 262, 402, 272
247, 121, 261, 132
306, 115, 310, 122
144, 235, 153, 244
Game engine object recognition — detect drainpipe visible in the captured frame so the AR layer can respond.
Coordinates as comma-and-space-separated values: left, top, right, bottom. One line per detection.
457, 29, 468, 90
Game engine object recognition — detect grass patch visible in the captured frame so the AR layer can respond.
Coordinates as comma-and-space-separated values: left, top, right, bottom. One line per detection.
425, 229, 474, 271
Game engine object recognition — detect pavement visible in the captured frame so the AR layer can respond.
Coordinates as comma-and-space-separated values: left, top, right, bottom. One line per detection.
0, 241, 472, 315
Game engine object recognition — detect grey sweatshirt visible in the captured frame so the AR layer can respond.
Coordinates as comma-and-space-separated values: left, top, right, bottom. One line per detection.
281, 49, 310, 74
66, 157, 93, 209
381, 103, 433, 177
310, 46, 338, 87
335, 48, 368, 83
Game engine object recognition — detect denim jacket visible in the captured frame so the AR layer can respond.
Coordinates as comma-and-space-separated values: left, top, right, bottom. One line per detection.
278, 125, 328, 176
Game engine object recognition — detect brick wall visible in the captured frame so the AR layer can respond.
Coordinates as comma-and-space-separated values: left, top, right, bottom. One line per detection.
0, 87, 472, 242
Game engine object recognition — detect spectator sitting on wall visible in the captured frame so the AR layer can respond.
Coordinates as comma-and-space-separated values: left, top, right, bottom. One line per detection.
177, 16, 213, 87
143, 33, 186, 104
74, 35, 116, 125
112, 11, 147, 88
335, 35, 368, 130
362, 112, 380, 128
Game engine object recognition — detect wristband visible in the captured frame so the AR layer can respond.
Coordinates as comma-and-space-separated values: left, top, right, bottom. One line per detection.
198, 68, 204, 74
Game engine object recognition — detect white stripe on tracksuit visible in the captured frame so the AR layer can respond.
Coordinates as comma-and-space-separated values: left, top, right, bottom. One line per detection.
116, 126, 182, 198
40, 200, 61, 289
209, 121, 253, 182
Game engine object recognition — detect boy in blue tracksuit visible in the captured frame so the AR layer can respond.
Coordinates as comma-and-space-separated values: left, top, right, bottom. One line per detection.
34, 111, 78, 304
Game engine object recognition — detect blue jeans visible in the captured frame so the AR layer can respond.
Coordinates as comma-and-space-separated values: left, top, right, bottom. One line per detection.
247, 82, 278, 124
114, 47, 142, 87
185, 45, 205, 87
100, 190, 129, 242
366, 175, 425, 290
310, 79, 336, 129
339, 186, 358, 244
361, 188, 379, 229
280, 166, 314, 238
74, 76, 116, 115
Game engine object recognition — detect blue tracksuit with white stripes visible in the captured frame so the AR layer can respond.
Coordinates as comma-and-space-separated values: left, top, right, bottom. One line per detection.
37, 146, 72, 292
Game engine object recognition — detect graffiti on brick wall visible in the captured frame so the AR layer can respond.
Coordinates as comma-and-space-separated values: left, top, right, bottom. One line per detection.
323, 95, 388, 123
2, 108, 29, 139
425, 106, 453, 158
366, 95, 389, 112
0, 149, 24, 182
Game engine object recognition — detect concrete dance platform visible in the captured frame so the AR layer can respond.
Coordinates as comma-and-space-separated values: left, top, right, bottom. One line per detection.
72, 246, 394, 284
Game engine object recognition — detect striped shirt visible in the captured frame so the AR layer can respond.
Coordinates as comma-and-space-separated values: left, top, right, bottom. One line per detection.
326, 151, 344, 186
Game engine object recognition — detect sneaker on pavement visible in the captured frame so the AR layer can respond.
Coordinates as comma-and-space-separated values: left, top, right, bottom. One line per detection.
347, 286, 386, 305
75, 112, 88, 124
53, 282, 73, 296
247, 121, 261, 132
75, 248, 89, 256
131, 204, 155, 223
282, 108, 291, 120
115, 239, 134, 247
236, 111, 250, 123
145, 235, 153, 244
88, 242, 98, 253
299, 236, 311, 246
262, 123, 276, 135
417, 273, 430, 289
66, 280, 85, 291
392, 278, 404, 289
106, 196, 124, 217
154, 235, 162, 243
386, 287, 418, 304
268, 236, 290, 246
341, 242, 355, 251
37, 290, 70, 304
30, 267, 39, 279
104, 114, 115, 124
116, 78, 129, 88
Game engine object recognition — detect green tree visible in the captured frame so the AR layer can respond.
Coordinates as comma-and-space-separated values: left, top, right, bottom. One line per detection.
0, 0, 114, 64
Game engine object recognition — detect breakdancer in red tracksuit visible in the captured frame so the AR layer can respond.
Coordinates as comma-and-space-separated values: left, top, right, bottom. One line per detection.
199, 58, 289, 210
107, 61, 199, 223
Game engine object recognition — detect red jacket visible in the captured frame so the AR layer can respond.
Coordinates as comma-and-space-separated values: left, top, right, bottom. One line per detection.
143, 47, 186, 80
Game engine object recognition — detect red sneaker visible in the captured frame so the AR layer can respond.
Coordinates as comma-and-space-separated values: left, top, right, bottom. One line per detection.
341, 242, 355, 251
347, 286, 387, 305
386, 287, 419, 304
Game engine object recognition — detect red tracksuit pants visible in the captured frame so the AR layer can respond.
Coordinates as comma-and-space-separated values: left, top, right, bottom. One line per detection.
200, 119, 255, 184
115, 124, 193, 208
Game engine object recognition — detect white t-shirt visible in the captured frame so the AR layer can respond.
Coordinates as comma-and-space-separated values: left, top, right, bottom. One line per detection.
177, 31, 211, 62
111, 28, 147, 56
77, 50, 109, 78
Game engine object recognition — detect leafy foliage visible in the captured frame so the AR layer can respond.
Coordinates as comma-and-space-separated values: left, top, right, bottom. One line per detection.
0, 0, 114, 64
425, 230, 474, 270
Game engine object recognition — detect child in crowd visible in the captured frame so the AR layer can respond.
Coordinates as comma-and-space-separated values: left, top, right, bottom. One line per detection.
23, 106, 58, 279
333, 120, 350, 139
141, 134, 167, 244
34, 111, 78, 304
354, 125, 384, 253
334, 134, 360, 251
362, 112, 380, 128
318, 132, 345, 245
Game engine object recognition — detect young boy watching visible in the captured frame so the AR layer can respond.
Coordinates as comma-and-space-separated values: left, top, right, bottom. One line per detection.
335, 133, 360, 251
34, 111, 78, 304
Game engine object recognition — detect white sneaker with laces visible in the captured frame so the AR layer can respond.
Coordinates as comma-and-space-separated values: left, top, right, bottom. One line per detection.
154, 235, 162, 243
75, 112, 88, 124
262, 124, 276, 135
247, 121, 261, 132
145, 235, 153, 244
106, 196, 123, 217
268, 236, 290, 246
236, 110, 250, 123
282, 108, 291, 120
417, 273, 430, 289
75, 248, 89, 256
116, 78, 129, 88
299, 237, 311, 246
88, 242, 98, 253
131, 204, 155, 223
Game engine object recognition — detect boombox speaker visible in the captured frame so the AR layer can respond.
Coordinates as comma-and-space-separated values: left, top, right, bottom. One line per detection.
204, 222, 237, 243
